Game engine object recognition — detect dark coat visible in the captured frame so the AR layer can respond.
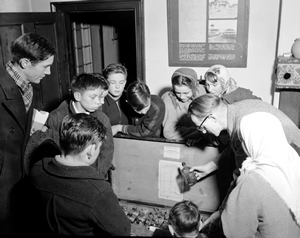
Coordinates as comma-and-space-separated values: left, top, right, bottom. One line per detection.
124, 95, 165, 138
30, 157, 131, 236
0, 73, 34, 234
101, 91, 135, 126
45, 99, 114, 176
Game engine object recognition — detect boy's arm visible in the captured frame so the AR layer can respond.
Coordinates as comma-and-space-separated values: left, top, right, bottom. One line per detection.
93, 111, 114, 176
122, 99, 165, 137
45, 111, 61, 131
44, 101, 70, 131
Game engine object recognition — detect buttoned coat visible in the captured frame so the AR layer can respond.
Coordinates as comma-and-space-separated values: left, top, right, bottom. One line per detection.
0, 73, 34, 233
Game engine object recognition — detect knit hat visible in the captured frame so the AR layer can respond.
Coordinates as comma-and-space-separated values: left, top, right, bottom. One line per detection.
171, 68, 198, 82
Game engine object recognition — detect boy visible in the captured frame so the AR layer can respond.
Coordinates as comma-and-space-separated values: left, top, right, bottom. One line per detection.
30, 113, 131, 236
0, 32, 55, 234
45, 73, 113, 177
102, 63, 134, 125
112, 81, 165, 137
153, 200, 204, 238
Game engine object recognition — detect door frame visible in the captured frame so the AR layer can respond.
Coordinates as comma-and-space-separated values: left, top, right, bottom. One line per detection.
51, 0, 145, 83
0, 12, 70, 111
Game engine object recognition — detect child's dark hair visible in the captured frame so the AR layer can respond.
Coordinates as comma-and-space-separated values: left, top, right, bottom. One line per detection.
71, 73, 109, 94
126, 81, 150, 111
59, 113, 106, 156
11, 32, 55, 66
168, 200, 201, 237
102, 63, 127, 79
204, 71, 219, 84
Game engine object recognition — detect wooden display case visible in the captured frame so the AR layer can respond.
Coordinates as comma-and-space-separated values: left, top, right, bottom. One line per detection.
111, 135, 223, 212
111, 135, 225, 236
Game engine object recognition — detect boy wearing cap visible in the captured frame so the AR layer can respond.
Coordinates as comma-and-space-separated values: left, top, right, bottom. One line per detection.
161, 68, 206, 141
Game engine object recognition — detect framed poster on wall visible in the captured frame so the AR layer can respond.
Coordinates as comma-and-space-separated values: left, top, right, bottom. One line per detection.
167, 0, 249, 68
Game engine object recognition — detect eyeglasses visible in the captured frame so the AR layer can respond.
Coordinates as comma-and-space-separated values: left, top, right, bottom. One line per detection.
197, 114, 212, 133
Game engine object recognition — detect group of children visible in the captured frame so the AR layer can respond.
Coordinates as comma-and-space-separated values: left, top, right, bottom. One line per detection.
4, 32, 299, 237
29, 59, 264, 237
19, 57, 300, 237
26, 62, 209, 237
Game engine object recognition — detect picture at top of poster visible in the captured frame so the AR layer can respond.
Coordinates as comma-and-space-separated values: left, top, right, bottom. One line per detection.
209, 0, 238, 19
208, 19, 237, 43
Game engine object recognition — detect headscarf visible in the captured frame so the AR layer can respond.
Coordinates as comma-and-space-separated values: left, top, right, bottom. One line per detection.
205, 64, 237, 95
239, 112, 300, 226
169, 68, 205, 109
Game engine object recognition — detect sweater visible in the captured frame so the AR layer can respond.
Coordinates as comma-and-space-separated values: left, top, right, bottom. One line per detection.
161, 84, 206, 140
227, 99, 300, 170
221, 87, 261, 104
101, 91, 135, 126
222, 172, 300, 238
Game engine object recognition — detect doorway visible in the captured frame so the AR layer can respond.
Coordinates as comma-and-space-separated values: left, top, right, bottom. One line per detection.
51, 0, 144, 88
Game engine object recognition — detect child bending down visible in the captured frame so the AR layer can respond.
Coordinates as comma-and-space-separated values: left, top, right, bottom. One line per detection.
153, 200, 204, 238
112, 81, 165, 138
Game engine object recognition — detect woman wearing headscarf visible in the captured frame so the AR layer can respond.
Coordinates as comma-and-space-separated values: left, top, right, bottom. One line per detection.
221, 112, 300, 237
161, 68, 206, 140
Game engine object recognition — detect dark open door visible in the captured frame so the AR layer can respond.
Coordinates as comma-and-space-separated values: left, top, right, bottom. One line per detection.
0, 13, 70, 112
51, 0, 145, 86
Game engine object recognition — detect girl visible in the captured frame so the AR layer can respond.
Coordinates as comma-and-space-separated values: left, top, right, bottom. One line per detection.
161, 68, 206, 140
204, 64, 260, 104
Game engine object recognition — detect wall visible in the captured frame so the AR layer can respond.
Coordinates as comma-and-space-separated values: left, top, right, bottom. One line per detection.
273, 0, 300, 107
144, 0, 280, 104
1, 0, 298, 105
0, 0, 31, 11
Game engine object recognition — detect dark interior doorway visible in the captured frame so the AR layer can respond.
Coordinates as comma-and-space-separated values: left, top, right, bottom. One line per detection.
51, 0, 144, 89
69, 11, 137, 85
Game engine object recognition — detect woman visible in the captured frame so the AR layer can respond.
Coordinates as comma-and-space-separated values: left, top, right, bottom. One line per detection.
161, 68, 206, 140
221, 112, 300, 237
